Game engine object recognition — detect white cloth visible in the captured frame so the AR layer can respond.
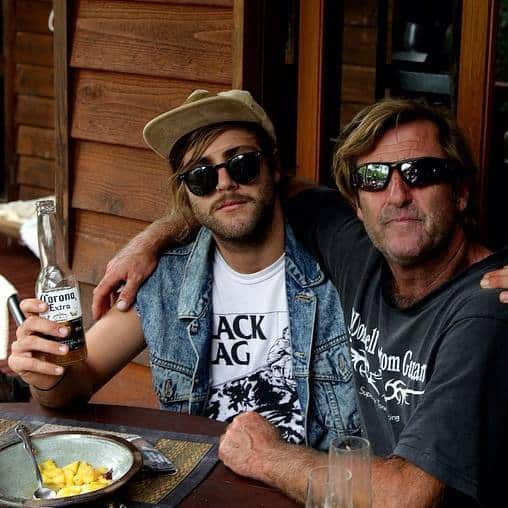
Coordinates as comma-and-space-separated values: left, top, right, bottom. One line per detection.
0, 275, 18, 360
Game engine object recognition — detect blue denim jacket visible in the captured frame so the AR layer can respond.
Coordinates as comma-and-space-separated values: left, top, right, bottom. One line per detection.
136, 225, 360, 450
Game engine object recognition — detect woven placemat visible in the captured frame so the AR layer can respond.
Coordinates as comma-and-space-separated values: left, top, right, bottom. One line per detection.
0, 413, 219, 507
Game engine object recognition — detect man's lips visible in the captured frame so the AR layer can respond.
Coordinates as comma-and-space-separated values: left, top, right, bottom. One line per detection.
214, 199, 249, 212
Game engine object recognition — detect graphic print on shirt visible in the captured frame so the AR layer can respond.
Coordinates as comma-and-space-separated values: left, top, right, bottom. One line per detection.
204, 251, 305, 444
348, 307, 427, 419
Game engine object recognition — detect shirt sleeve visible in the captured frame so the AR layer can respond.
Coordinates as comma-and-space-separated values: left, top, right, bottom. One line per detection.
393, 309, 508, 504
285, 187, 363, 283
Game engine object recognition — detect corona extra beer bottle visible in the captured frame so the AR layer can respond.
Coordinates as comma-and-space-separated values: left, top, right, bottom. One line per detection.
35, 200, 87, 365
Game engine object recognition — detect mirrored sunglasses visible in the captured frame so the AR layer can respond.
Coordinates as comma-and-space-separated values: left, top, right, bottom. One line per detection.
178, 150, 265, 197
351, 157, 458, 192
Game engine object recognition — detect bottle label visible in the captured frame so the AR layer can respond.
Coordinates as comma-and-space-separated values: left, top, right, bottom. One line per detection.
38, 287, 82, 322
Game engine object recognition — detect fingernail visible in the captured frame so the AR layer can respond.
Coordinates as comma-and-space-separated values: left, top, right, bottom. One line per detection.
58, 345, 68, 353
501, 293, 508, 304
480, 278, 490, 288
116, 300, 128, 311
55, 366, 64, 374
38, 302, 46, 310
58, 327, 68, 336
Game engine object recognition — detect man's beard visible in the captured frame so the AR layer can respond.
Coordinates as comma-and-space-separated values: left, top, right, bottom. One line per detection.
190, 179, 277, 244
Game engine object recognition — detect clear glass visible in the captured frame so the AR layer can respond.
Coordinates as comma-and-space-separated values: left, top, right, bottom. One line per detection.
329, 436, 372, 508
306, 465, 352, 508
35, 200, 87, 366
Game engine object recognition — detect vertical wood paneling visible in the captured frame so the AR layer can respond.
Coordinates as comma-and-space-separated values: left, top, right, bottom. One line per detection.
456, 0, 498, 230
53, 0, 70, 255
296, 0, 325, 182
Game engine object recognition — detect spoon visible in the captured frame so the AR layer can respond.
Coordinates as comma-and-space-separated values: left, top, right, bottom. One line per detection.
14, 424, 56, 500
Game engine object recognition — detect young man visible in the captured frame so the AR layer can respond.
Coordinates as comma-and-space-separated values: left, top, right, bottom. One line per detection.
92, 99, 508, 507
9, 90, 358, 451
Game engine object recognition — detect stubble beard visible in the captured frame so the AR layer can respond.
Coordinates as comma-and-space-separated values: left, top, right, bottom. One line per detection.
190, 179, 277, 245
365, 203, 461, 267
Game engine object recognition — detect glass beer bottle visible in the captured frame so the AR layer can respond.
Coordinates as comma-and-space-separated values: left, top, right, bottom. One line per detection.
35, 200, 87, 365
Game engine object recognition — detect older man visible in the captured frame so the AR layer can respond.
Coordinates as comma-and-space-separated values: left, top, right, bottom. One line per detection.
92, 99, 508, 507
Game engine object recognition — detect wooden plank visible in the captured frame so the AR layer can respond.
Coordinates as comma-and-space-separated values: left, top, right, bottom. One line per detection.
17, 155, 55, 189
147, 0, 232, 4
3, 0, 18, 200
456, 0, 497, 230
53, 0, 70, 256
15, 64, 54, 97
71, 70, 224, 148
15, 32, 53, 66
16, 125, 55, 159
15, 94, 54, 128
71, 210, 149, 286
15, 0, 53, 34
340, 102, 369, 128
296, 0, 325, 182
71, 141, 169, 222
90, 362, 159, 409
342, 26, 377, 66
18, 184, 52, 200
344, 0, 378, 27
71, 0, 233, 83
341, 64, 376, 103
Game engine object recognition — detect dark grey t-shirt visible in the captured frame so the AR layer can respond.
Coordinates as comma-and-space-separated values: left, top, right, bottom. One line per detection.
288, 187, 508, 507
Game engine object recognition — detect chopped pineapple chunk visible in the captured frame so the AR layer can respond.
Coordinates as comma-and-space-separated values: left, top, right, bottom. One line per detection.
38, 459, 113, 498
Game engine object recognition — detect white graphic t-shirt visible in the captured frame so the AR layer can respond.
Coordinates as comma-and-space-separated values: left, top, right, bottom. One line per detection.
204, 250, 305, 444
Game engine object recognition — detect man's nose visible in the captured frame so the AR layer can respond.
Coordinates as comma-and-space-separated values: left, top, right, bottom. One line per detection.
216, 167, 238, 192
385, 169, 412, 206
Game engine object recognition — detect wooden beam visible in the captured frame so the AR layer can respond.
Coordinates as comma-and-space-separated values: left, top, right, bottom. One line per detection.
456, 0, 498, 229
2, 0, 17, 200
53, 0, 69, 257
296, 0, 326, 182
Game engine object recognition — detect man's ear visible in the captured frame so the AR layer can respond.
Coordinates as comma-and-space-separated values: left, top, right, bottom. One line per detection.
456, 182, 469, 213
354, 195, 364, 222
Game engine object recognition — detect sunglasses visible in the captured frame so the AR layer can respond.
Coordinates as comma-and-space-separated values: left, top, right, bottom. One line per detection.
351, 157, 458, 192
178, 150, 265, 197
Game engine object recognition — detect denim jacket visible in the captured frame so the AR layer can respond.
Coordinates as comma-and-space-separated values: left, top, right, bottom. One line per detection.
136, 225, 360, 450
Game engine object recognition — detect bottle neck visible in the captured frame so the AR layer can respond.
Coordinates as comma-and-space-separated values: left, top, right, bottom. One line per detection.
37, 212, 70, 271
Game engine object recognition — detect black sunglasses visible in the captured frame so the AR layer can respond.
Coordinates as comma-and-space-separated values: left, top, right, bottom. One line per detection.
351, 157, 458, 192
178, 150, 265, 197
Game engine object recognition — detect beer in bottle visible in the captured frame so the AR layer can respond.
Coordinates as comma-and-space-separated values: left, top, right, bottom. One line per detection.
35, 200, 87, 365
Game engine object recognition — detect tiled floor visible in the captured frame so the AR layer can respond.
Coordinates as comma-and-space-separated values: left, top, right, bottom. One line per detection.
1, 235, 158, 408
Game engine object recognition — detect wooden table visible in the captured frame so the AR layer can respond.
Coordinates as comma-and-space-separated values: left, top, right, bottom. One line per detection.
0, 402, 299, 508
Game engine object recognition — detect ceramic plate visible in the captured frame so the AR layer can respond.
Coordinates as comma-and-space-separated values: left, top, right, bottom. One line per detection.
0, 430, 143, 506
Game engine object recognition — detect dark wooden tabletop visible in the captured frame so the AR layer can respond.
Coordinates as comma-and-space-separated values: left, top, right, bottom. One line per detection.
0, 402, 299, 508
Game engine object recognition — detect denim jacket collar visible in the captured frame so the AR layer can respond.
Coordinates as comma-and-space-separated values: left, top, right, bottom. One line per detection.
177, 224, 324, 318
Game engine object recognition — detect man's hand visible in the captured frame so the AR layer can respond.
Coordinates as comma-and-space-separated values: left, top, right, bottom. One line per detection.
8, 298, 68, 389
481, 265, 508, 303
219, 412, 324, 502
92, 245, 158, 320
219, 412, 285, 482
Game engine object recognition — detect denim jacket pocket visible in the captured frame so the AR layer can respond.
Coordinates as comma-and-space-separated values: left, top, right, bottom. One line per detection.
310, 334, 361, 439
150, 354, 196, 408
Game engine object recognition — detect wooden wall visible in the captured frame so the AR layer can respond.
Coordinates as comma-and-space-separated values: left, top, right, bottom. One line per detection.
60, 0, 236, 325
340, 1, 392, 128
11, 0, 55, 200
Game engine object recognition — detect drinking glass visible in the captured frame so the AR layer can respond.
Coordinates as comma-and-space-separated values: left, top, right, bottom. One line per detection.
329, 436, 372, 508
306, 465, 352, 508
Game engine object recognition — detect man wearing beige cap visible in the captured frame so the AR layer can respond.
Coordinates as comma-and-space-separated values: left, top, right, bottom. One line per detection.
9, 89, 359, 451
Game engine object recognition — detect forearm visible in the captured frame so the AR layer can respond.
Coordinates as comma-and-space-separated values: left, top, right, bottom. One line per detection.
371, 456, 444, 508
128, 212, 198, 254
257, 442, 326, 503
29, 361, 94, 409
